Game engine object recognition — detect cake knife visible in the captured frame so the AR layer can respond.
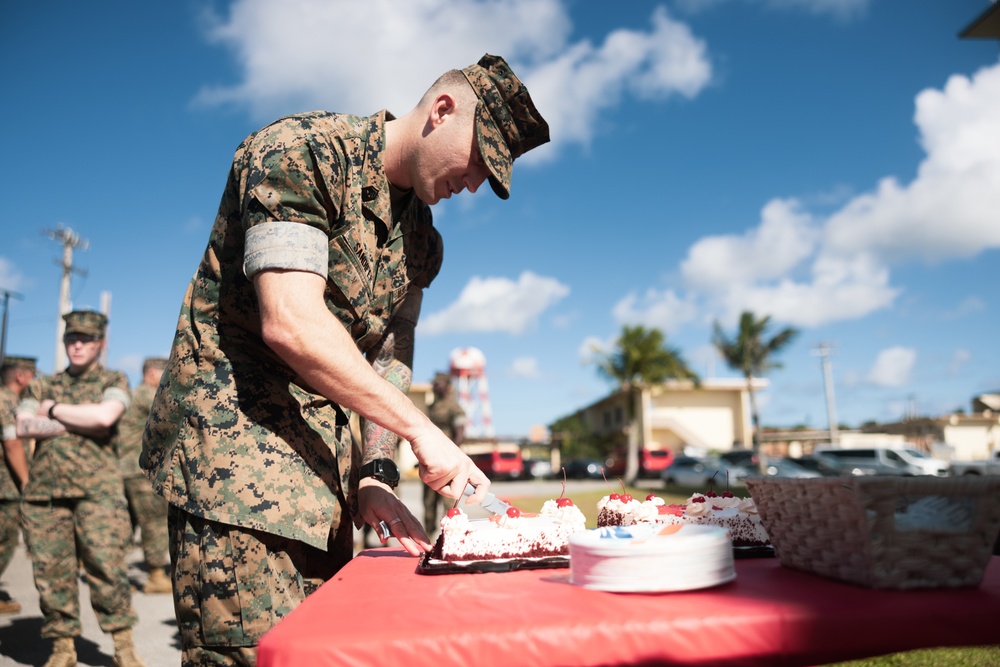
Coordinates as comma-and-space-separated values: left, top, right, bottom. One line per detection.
463, 483, 512, 516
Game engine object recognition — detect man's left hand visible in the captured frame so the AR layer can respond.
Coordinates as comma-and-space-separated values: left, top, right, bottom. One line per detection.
357, 478, 432, 556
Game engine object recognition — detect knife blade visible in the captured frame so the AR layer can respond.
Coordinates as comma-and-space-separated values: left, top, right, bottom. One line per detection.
463, 483, 512, 516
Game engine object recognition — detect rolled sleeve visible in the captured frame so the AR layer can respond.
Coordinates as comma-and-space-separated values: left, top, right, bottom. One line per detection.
244, 222, 329, 279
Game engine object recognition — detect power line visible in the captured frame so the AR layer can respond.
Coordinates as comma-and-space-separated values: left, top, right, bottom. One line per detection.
43, 225, 88, 371
812, 342, 840, 445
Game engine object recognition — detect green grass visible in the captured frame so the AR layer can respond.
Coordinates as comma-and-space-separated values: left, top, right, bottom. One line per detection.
499, 485, 1000, 667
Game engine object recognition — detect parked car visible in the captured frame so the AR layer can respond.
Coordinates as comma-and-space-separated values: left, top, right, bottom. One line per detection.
563, 458, 606, 479
720, 450, 758, 470
812, 446, 923, 476
753, 457, 822, 479
524, 459, 554, 480
950, 450, 1000, 476
469, 449, 524, 480
791, 454, 844, 477
662, 455, 749, 489
640, 448, 675, 479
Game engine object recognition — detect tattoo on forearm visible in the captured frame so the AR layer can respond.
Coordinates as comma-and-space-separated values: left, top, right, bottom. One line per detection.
17, 416, 66, 438
362, 421, 398, 464
362, 313, 418, 463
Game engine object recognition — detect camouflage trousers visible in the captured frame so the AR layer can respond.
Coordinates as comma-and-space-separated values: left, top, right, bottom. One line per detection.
124, 475, 169, 569
0, 500, 21, 579
169, 505, 353, 666
21, 495, 137, 638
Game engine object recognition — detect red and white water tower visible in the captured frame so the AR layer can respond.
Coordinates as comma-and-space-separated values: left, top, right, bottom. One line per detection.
449, 346, 494, 438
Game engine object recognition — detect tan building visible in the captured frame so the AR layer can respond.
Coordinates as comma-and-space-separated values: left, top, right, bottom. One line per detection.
562, 378, 768, 455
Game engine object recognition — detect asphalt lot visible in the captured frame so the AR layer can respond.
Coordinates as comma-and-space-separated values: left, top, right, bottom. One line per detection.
0, 478, 613, 666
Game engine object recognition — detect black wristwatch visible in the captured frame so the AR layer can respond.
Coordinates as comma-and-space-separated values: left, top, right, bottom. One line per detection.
359, 458, 400, 489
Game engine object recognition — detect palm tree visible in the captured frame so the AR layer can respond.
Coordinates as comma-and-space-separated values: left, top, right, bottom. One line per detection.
594, 325, 699, 484
712, 311, 799, 465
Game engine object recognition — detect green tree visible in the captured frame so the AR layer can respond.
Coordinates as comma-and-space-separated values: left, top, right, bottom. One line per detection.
593, 325, 698, 484
712, 311, 799, 464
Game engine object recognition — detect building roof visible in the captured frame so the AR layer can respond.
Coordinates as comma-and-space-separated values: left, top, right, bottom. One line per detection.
960, 2, 1000, 38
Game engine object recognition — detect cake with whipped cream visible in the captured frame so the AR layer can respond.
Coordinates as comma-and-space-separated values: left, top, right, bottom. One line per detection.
570, 524, 736, 592
430, 497, 588, 562
597, 491, 770, 548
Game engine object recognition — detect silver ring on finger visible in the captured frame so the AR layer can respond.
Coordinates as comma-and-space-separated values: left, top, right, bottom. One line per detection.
387, 517, 403, 527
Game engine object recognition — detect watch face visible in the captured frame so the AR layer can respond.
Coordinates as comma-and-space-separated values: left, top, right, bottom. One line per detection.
378, 459, 400, 483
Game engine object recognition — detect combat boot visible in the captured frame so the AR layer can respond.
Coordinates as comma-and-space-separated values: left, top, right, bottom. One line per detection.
143, 567, 172, 594
42, 636, 76, 667
111, 628, 147, 667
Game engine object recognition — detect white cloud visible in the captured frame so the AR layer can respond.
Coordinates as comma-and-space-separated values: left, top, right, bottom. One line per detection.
941, 295, 986, 320
866, 347, 916, 388
681, 198, 818, 291
419, 271, 569, 335
653, 61, 1000, 332
578, 335, 614, 365
612, 288, 700, 332
675, 0, 870, 20
508, 356, 541, 379
824, 64, 1000, 264
194, 0, 712, 160
0, 258, 24, 292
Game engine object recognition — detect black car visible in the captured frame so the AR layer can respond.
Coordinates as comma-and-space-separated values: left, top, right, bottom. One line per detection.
720, 450, 758, 469
563, 458, 605, 479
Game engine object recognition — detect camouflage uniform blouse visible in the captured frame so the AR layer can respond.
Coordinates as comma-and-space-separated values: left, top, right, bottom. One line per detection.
116, 381, 156, 480
0, 386, 22, 500
142, 111, 443, 550
18, 367, 131, 501
427, 394, 466, 442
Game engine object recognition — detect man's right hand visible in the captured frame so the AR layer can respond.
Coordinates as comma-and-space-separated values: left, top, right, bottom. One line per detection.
410, 428, 491, 504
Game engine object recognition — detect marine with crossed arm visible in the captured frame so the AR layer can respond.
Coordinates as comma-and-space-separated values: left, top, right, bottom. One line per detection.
140, 54, 549, 665
16, 310, 145, 667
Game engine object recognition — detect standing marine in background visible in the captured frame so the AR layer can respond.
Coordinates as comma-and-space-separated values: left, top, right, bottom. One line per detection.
116, 356, 170, 594
16, 310, 146, 667
0, 355, 37, 615
423, 372, 467, 535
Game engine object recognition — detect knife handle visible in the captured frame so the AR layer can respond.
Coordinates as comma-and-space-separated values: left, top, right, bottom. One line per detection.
463, 483, 477, 498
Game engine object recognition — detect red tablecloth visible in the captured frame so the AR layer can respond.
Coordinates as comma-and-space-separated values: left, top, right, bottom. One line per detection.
257, 551, 1000, 667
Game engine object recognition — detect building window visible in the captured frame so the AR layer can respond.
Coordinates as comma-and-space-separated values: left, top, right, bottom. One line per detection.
603, 411, 611, 428
614, 406, 623, 425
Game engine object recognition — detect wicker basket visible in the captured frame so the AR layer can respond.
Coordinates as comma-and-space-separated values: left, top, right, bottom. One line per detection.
745, 475, 1000, 589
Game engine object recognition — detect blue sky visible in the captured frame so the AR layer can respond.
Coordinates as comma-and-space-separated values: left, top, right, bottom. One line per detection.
1, 0, 998, 438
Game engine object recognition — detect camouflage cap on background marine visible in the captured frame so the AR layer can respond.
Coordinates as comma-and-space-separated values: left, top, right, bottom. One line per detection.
461, 53, 550, 200
63, 310, 108, 337
1, 355, 37, 372
142, 357, 169, 373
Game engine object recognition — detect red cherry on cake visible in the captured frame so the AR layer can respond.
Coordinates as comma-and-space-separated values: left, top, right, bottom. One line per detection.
609, 493, 621, 501
620, 494, 633, 503
722, 491, 735, 498
506, 507, 521, 518
705, 490, 718, 498
692, 495, 706, 503
446, 507, 461, 518
556, 497, 574, 507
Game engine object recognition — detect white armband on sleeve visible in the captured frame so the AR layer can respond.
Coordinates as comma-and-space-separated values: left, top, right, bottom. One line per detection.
17, 398, 39, 417
244, 222, 329, 279
2, 425, 15, 441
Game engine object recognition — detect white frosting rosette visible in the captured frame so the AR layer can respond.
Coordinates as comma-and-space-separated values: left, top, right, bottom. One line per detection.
541, 500, 588, 532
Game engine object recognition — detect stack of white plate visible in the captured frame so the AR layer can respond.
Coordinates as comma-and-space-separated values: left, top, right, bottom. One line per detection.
569, 524, 735, 592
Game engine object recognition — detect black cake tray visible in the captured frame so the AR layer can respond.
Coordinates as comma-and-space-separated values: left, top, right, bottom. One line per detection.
416, 553, 570, 575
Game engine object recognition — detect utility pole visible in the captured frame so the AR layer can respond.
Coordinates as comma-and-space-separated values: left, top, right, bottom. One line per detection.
813, 342, 839, 446
44, 226, 88, 371
0, 288, 25, 368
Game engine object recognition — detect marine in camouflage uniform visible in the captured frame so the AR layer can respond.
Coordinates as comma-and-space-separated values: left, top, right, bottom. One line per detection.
116, 357, 170, 593
423, 372, 467, 534
0, 355, 37, 615
17, 311, 145, 667
142, 54, 548, 666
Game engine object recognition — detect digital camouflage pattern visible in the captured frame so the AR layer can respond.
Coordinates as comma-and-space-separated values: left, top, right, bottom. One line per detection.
461, 54, 550, 200
426, 393, 466, 441
21, 495, 136, 638
169, 504, 351, 658
62, 309, 108, 337
17, 364, 136, 638
119, 382, 169, 568
19, 366, 130, 501
142, 110, 443, 550
0, 386, 22, 500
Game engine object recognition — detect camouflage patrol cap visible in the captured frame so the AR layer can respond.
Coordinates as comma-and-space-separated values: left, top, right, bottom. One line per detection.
1, 355, 37, 373
461, 54, 550, 200
63, 310, 108, 337
142, 357, 169, 373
